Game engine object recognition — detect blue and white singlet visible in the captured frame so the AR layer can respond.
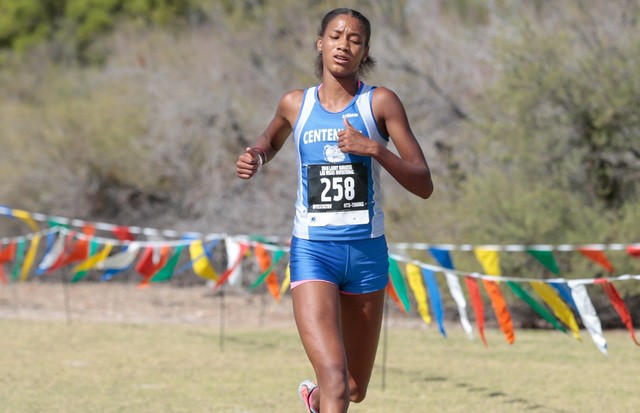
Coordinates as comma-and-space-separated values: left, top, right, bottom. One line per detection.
291, 82, 389, 241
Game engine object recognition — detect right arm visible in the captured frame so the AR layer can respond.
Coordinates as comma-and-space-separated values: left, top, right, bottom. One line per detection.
236, 90, 303, 179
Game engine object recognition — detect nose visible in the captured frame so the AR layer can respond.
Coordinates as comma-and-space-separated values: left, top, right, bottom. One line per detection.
337, 37, 349, 51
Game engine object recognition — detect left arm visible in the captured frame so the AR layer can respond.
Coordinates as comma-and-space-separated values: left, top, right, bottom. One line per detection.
337, 87, 434, 199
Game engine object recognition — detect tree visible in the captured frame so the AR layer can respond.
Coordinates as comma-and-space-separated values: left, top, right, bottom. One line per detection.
480, 8, 640, 210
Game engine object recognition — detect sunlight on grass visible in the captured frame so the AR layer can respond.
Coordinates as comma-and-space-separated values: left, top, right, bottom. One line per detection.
0, 320, 637, 412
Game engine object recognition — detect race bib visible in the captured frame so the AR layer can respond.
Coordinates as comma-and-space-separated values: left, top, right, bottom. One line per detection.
307, 163, 369, 226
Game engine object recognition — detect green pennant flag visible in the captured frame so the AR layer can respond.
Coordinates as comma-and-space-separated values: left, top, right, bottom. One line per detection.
47, 219, 70, 230
249, 250, 284, 290
71, 239, 100, 283
388, 257, 410, 313
506, 281, 566, 333
527, 250, 559, 274
249, 235, 276, 245
151, 245, 184, 283
11, 239, 26, 282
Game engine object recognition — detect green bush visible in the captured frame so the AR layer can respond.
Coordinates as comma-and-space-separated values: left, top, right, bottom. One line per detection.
0, 0, 198, 59
0, 0, 61, 51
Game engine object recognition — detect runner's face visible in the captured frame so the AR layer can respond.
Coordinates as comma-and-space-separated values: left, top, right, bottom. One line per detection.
317, 15, 369, 78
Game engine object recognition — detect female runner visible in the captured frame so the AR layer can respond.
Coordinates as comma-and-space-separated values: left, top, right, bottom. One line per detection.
237, 8, 433, 413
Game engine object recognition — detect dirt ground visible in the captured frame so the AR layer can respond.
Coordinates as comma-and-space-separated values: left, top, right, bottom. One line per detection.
0, 281, 298, 327
0, 281, 423, 329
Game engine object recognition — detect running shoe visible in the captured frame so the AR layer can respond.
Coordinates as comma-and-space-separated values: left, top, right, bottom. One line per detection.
298, 380, 318, 413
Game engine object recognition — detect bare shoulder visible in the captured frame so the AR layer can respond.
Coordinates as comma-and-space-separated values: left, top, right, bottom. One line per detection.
280, 89, 305, 110
371, 87, 409, 136
371, 86, 402, 105
371, 87, 406, 117
281, 88, 305, 103
278, 89, 305, 122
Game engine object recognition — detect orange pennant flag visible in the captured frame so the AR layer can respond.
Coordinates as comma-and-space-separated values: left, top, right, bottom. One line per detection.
577, 248, 614, 273
474, 248, 515, 344
254, 244, 281, 302
483, 279, 515, 344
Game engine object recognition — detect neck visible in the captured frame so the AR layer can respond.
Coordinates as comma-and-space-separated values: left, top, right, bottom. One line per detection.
318, 74, 360, 112
321, 73, 360, 95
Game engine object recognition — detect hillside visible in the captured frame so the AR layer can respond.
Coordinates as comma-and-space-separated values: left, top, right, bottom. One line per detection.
1, 0, 639, 285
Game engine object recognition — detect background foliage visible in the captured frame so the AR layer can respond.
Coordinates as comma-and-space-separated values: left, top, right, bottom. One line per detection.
1, 0, 639, 289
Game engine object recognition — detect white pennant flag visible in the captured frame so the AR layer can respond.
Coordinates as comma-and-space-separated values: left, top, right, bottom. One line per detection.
445, 271, 474, 340
96, 242, 141, 270
36, 233, 67, 273
568, 280, 607, 355
225, 237, 244, 289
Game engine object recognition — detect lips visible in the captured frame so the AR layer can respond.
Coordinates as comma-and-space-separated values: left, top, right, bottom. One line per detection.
333, 54, 350, 64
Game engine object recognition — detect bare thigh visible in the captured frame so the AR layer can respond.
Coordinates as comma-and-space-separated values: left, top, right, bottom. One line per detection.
341, 288, 386, 402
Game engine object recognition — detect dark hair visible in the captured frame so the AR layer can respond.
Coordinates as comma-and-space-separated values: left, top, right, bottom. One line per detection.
314, 8, 377, 80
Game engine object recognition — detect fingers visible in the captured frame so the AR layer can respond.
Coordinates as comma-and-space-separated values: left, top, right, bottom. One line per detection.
339, 117, 360, 153
343, 116, 355, 129
339, 117, 354, 141
237, 148, 260, 179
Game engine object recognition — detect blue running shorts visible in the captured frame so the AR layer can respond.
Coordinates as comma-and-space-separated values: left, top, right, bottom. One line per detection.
289, 235, 389, 294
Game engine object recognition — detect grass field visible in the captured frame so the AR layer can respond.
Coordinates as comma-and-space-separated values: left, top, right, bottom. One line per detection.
0, 318, 637, 413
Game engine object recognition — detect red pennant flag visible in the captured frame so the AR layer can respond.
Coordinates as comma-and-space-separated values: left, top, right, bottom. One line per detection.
465, 276, 487, 347
65, 238, 89, 261
112, 226, 136, 242
626, 246, 640, 260
577, 248, 614, 273
215, 242, 250, 289
48, 225, 96, 274
0, 241, 17, 284
135, 247, 156, 275
595, 279, 639, 346
136, 246, 170, 289
386, 278, 407, 315
483, 279, 515, 344
46, 231, 76, 274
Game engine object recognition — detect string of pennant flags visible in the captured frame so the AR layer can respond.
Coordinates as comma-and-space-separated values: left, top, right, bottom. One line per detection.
1, 205, 639, 355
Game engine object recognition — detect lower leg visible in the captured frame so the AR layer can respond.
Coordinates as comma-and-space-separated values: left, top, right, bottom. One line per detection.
315, 369, 349, 411
293, 282, 350, 413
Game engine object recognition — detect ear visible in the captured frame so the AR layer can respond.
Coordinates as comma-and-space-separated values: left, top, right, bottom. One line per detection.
362, 47, 369, 62
317, 36, 323, 52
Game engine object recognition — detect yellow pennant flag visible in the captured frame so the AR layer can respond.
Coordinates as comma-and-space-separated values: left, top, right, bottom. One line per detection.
531, 281, 581, 340
278, 264, 291, 301
12, 209, 39, 232
406, 263, 431, 325
72, 243, 114, 273
189, 240, 218, 281
20, 234, 41, 281
474, 248, 501, 276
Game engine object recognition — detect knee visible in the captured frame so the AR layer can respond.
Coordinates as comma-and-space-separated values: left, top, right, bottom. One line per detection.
349, 384, 368, 403
317, 364, 350, 397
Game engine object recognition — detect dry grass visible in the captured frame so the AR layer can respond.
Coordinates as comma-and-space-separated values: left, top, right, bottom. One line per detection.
0, 283, 638, 412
